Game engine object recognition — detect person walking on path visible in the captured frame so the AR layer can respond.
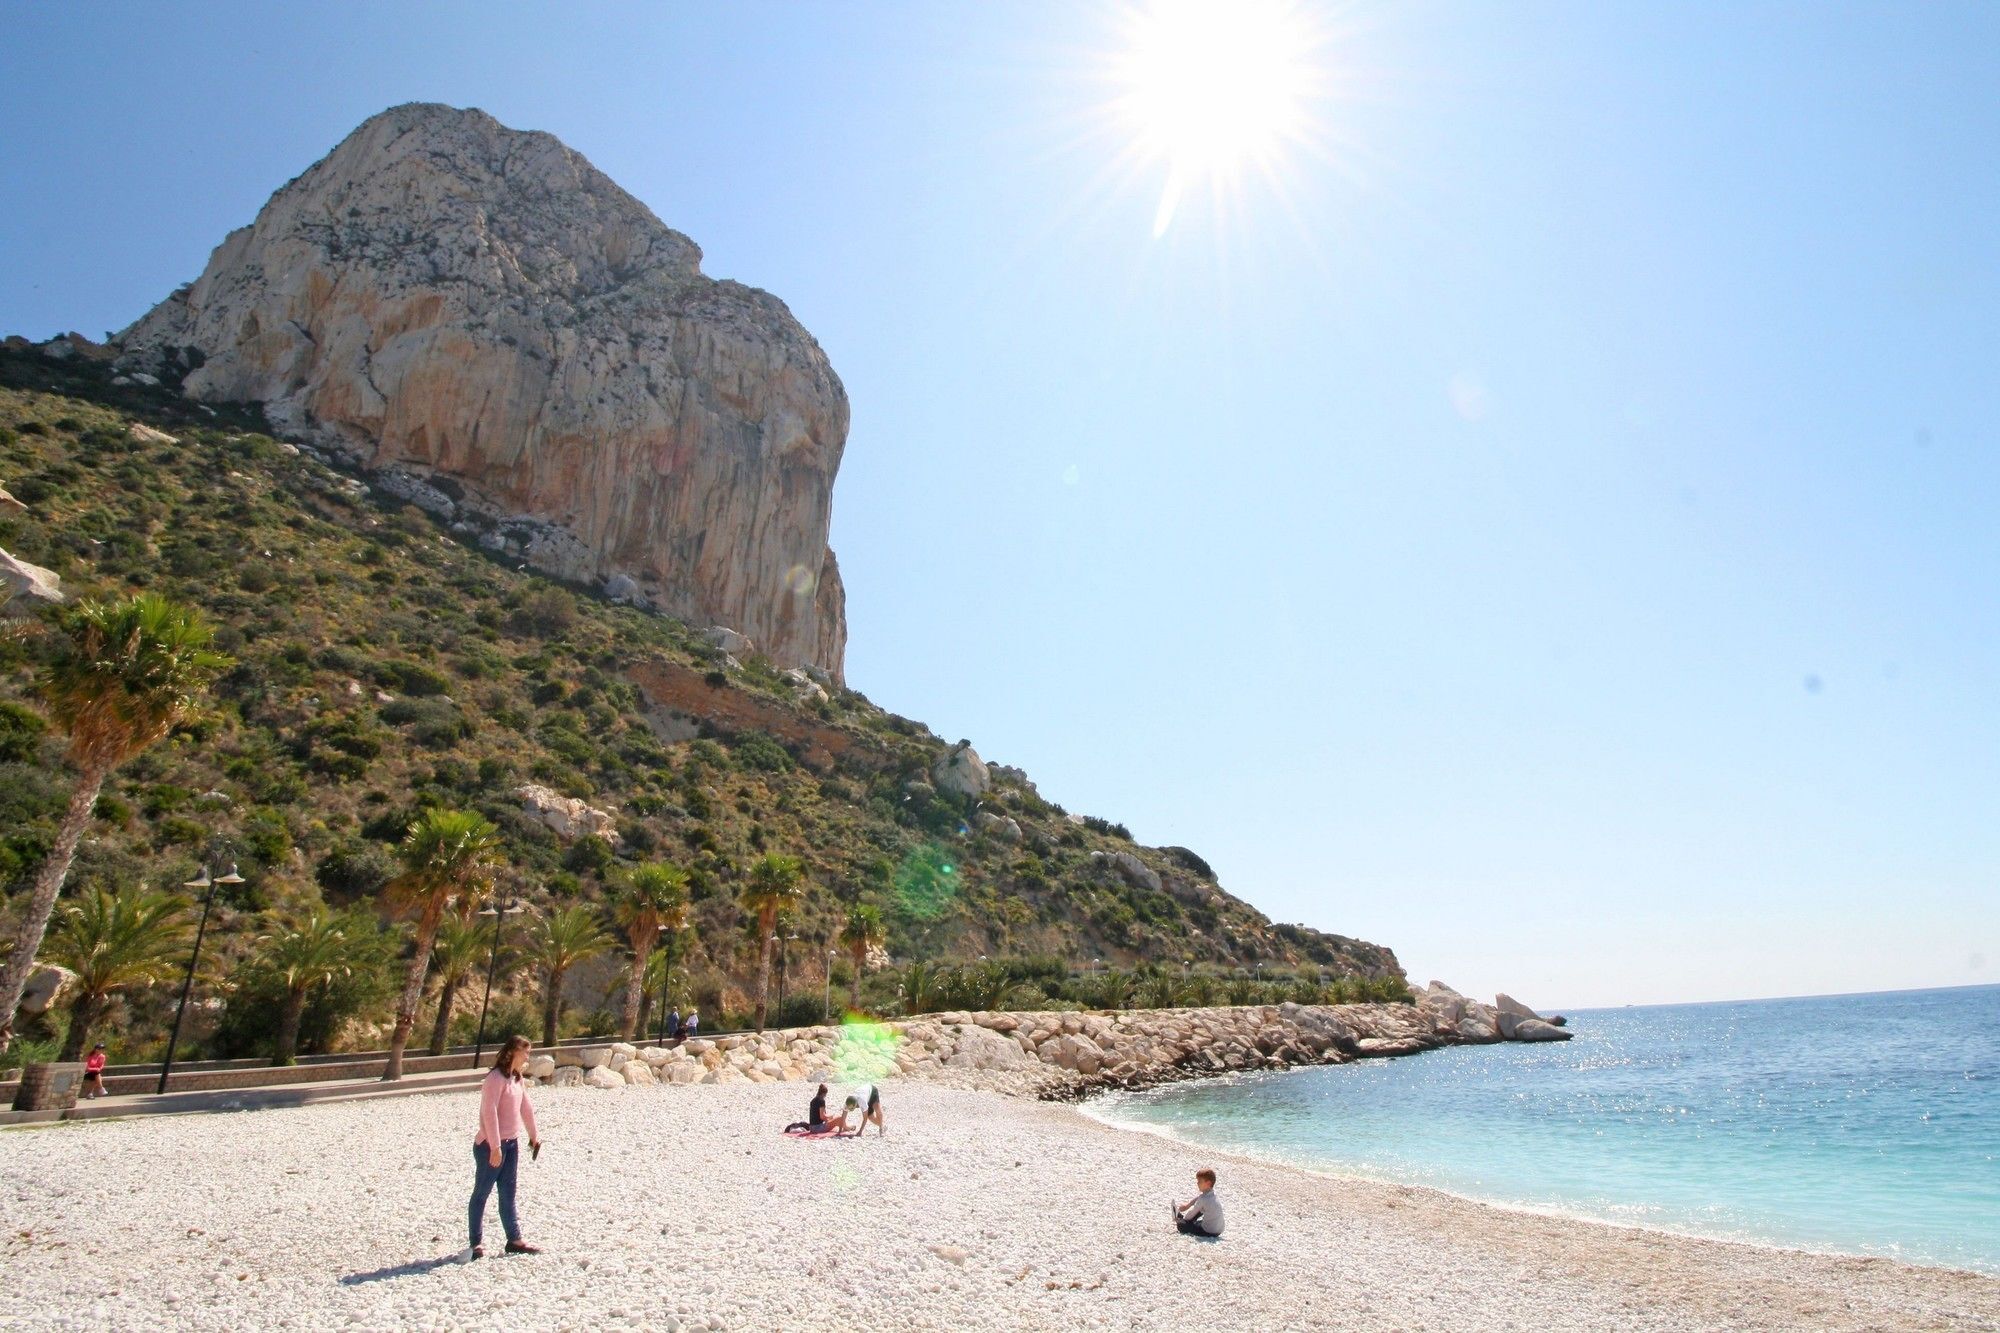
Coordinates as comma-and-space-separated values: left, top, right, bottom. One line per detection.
469, 1035, 542, 1259
683, 1008, 699, 1040
1172, 1168, 1225, 1238
82, 1044, 107, 1098
667, 1008, 682, 1042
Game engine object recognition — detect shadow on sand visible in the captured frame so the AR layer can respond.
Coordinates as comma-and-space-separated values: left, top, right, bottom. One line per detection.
339, 1254, 463, 1285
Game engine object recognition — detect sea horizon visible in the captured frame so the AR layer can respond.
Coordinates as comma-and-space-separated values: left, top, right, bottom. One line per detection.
1559, 978, 2000, 1015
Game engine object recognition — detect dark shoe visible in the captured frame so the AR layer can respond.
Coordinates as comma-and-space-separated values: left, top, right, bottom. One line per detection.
504, 1241, 541, 1255
468, 1245, 484, 1261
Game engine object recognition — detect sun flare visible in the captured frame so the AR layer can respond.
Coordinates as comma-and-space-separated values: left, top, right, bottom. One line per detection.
1110, 0, 1323, 236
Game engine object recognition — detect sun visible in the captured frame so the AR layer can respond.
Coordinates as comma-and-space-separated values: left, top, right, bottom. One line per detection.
1109, 0, 1324, 236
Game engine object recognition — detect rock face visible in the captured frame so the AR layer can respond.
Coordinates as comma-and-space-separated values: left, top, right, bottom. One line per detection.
115, 102, 849, 679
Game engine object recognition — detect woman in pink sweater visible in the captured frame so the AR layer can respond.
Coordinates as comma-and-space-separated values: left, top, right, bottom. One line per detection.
469, 1034, 542, 1258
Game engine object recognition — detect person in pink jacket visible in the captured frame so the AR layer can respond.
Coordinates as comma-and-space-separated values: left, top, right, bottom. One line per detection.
469, 1034, 542, 1258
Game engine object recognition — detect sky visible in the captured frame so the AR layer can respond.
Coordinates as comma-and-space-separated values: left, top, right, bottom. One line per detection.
2, 2, 1995, 1009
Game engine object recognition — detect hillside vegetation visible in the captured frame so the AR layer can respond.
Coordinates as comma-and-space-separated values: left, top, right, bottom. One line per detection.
0, 342, 1404, 1065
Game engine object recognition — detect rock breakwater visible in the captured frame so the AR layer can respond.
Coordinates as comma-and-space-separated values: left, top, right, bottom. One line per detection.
536, 990, 1569, 1102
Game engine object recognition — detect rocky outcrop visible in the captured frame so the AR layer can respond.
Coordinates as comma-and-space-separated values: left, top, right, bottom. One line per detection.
931, 743, 990, 798
1430, 985, 1571, 1042
0, 548, 63, 613
515, 784, 621, 845
115, 102, 849, 678
535, 994, 1572, 1101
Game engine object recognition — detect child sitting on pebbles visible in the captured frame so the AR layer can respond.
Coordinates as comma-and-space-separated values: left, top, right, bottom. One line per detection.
1172, 1169, 1225, 1238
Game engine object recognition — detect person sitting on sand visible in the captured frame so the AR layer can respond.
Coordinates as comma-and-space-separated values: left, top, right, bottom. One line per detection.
858, 1084, 885, 1136
1172, 1168, 1225, 1238
787, 1083, 832, 1133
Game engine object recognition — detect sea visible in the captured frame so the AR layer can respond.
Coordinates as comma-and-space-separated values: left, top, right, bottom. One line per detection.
1086, 984, 2000, 1274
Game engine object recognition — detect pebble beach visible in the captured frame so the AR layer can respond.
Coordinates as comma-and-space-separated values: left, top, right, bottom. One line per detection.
3, 1080, 1996, 1332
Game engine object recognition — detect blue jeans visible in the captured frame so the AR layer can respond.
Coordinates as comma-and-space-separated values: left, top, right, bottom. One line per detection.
469, 1139, 521, 1247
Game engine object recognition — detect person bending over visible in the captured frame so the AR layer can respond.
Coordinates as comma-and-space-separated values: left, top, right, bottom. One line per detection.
858, 1084, 885, 1136
1173, 1168, 1225, 1238
820, 1095, 861, 1136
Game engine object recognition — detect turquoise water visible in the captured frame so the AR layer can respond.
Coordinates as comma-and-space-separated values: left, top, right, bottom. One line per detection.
1088, 985, 2000, 1273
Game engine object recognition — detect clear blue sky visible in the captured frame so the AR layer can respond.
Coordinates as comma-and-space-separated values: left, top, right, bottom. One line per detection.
4, 3, 1995, 1008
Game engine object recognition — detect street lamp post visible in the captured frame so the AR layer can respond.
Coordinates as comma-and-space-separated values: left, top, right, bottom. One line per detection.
824, 947, 837, 1020
159, 863, 243, 1095
471, 897, 528, 1068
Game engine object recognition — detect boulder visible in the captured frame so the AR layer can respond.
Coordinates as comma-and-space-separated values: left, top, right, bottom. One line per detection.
584, 1065, 624, 1089
515, 784, 622, 846
577, 1045, 613, 1070
1456, 1008, 1501, 1043
553, 1047, 585, 1068
624, 1060, 658, 1086
703, 626, 753, 657
1494, 993, 1542, 1021
1108, 852, 1162, 895
603, 572, 641, 603
667, 1062, 703, 1085
526, 1054, 557, 1081
127, 423, 179, 446
973, 811, 1023, 842
1051, 1033, 1104, 1076
1356, 1036, 1429, 1057
1510, 1018, 1572, 1042
0, 547, 64, 612
552, 1066, 585, 1088
16, 964, 77, 1016
0, 486, 26, 517
931, 743, 990, 798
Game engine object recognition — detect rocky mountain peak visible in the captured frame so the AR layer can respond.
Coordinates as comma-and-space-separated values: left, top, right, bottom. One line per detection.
117, 102, 848, 678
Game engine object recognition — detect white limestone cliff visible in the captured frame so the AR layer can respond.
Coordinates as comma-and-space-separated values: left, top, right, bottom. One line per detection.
116, 102, 848, 677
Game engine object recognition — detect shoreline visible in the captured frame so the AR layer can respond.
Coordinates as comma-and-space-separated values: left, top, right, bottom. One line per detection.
2, 1079, 1995, 1331
1077, 1082, 1999, 1284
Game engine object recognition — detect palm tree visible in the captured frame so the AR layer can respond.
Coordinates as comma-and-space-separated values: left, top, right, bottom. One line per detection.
897, 959, 948, 1017
838, 902, 884, 1013
379, 809, 502, 1080
615, 863, 688, 1039
426, 910, 488, 1056
529, 905, 613, 1047
742, 852, 805, 1030
0, 595, 224, 1052
256, 909, 361, 1066
45, 886, 192, 1061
